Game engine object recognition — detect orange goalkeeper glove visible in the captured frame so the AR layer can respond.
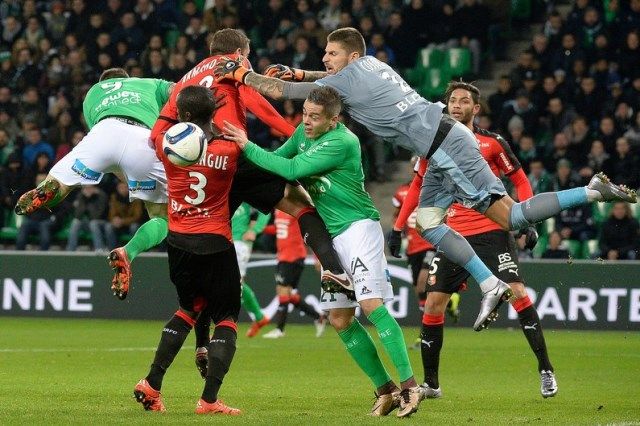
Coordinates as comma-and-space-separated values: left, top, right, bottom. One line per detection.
214, 56, 253, 84
263, 64, 305, 81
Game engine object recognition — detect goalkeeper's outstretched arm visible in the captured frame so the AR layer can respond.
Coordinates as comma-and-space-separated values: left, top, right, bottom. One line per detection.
244, 72, 317, 101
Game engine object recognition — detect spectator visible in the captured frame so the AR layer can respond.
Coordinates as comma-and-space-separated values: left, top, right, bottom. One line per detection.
603, 137, 640, 190
0, 153, 32, 228
550, 33, 584, 75
351, 0, 373, 23
0, 85, 17, 116
528, 158, 552, 194
366, 33, 396, 66
543, 97, 575, 137
172, 34, 197, 64
16, 172, 55, 250
597, 115, 621, 152
318, 0, 341, 32
488, 75, 514, 123
291, 36, 322, 71
1, 15, 22, 49
17, 87, 47, 128
11, 48, 40, 93
23, 16, 45, 50
541, 231, 571, 259
373, 0, 395, 31
573, 76, 604, 126
66, 185, 109, 252
44, 0, 68, 44
509, 51, 536, 89
203, 0, 238, 33
184, 15, 209, 51
578, 7, 606, 52
613, 101, 634, 131
111, 12, 146, 55
385, 11, 416, 69
516, 134, 537, 173
447, 0, 490, 76
555, 202, 597, 243
599, 202, 640, 260
528, 33, 554, 74
66, 0, 90, 41
424, 0, 455, 47
271, 99, 301, 140
623, 111, 640, 148
543, 10, 564, 50
143, 49, 171, 80
134, 0, 160, 36
564, 115, 593, 160
104, 181, 144, 250
498, 89, 537, 136
0, 128, 14, 166
0, 108, 19, 141
583, 139, 610, 176
22, 127, 54, 168
623, 76, 640, 112
104, 0, 128, 30
290, 14, 328, 51
544, 133, 579, 176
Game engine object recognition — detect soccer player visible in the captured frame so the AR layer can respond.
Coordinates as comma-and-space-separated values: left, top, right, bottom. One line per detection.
215, 27, 636, 331
232, 202, 272, 338
262, 209, 326, 339
393, 81, 557, 398
108, 28, 349, 301
223, 86, 424, 418
15, 68, 173, 263
134, 85, 241, 415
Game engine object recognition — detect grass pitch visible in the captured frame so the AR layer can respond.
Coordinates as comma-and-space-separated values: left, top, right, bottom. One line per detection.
0, 317, 638, 425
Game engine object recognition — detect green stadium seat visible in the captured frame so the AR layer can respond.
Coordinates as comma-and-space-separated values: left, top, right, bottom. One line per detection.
543, 217, 555, 236
592, 203, 612, 224
404, 67, 424, 86
0, 211, 19, 241
417, 47, 445, 70
418, 68, 449, 101
444, 48, 472, 78
532, 234, 547, 258
565, 239, 582, 259
582, 239, 600, 259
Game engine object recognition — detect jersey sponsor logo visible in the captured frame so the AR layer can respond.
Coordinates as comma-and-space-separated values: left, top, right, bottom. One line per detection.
94, 83, 142, 113
127, 179, 157, 191
306, 175, 332, 195
497, 252, 519, 275
350, 257, 369, 275
71, 159, 101, 181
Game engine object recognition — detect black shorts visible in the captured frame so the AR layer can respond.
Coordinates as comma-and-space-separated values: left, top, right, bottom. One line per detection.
275, 259, 305, 288
167, 243, 241, 323
427, 230, 523, 294
407, 249, 436, 286
229, 157, 292, 214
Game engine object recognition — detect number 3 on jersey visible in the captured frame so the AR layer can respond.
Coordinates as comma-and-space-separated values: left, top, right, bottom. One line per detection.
184, 171, 206, 205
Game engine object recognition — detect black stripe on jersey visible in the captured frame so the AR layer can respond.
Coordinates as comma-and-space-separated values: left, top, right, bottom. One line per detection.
474, 126, 522, 174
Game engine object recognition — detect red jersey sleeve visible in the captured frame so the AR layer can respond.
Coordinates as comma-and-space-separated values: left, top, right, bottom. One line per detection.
489, 132, 521, 176
239, 85, 295, 138
394, 165, 424, 231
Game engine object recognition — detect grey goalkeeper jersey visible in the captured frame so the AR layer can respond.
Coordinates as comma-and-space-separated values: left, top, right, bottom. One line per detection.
315, 56, 444, 157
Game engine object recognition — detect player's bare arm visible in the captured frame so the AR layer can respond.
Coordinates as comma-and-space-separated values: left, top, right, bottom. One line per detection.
300, 70, 328, 81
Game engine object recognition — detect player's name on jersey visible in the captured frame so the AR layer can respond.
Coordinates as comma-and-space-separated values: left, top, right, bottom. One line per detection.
197, 153, 230, 170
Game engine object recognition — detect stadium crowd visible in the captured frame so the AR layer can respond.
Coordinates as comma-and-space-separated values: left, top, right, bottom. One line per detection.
0, 0, 638, 259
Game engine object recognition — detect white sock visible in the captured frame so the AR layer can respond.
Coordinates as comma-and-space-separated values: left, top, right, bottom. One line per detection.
585, 187, 601, 202
478, 276, 500, 293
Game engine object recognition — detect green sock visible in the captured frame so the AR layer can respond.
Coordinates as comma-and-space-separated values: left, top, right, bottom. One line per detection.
123, 217, 168, 261
337, 318, 391, 388
368, 305, 414, 382
241, 283, 264, 321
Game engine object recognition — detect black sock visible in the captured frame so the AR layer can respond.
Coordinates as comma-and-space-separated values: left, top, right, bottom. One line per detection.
421, 323, 444, 388
297, 210, 344, 274
147, 314, 193, 390
518, 305, 553, 372
292, 297, 320, 320
275, 299, 289, 331
194, 313, 211, 349
202, 325, 238, 403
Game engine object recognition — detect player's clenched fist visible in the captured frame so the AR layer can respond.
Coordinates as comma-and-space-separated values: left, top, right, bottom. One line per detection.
214, 56, 252, 83
263, 64, 305, 81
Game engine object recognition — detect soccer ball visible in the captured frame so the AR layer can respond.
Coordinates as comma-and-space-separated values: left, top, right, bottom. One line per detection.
162, 122, 207, 167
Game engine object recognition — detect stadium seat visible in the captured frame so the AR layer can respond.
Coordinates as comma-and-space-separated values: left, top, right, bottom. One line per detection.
582, 239, 600, 259
0, 211, 19, 242
543, 217, 555, 236
418, 68, 449, 101
443, 48, 472, 78
532, 234, 547, 258
592, 203, 612, 224
417, 47, 445, 70
565, 240, 582, 258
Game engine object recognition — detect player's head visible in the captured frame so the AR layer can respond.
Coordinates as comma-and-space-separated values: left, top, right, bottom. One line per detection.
176, 85, 217, 129
99, 67, 129, 81
303, 86, 342, 139
323, 27, 366, 74
210, 28, 250, 58
445, 81, 481, 126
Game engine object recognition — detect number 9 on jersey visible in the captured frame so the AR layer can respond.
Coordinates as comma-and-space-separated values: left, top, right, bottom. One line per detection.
162, 122, 207, 167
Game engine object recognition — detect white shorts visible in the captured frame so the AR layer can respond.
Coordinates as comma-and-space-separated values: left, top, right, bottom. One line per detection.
49, 118, 167, 203
234, 240, 252, 278
319, 219, 394, 311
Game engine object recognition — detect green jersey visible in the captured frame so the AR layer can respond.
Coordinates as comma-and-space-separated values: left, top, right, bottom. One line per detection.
243, 122, 379, 237
82, 77, 172, 130
231, 202, 271, 241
